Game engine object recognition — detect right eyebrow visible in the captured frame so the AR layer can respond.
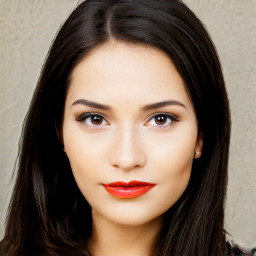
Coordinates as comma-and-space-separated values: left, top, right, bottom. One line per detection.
71, 99, 112, 111
141, 100, 187, 111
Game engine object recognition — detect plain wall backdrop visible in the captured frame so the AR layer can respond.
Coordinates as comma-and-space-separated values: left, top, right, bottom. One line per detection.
0, 0, 255, 248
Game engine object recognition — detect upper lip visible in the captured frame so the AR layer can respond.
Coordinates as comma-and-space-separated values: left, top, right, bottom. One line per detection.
104, 180, 155, 187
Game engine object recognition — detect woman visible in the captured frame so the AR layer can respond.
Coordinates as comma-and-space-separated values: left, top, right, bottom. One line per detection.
0, 0, 235, 255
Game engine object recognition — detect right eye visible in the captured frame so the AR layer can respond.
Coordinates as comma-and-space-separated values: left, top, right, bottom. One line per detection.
76, 113, 109, 127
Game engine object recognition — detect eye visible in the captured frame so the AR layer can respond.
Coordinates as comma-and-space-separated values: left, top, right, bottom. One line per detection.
76, 113, 109, 127
145, 113, 178, 128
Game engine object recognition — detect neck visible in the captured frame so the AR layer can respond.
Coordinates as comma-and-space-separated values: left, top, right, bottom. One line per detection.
88, 210, 163, 256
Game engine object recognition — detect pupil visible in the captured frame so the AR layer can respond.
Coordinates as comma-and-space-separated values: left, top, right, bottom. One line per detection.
92, 115, 102, 125
155, 115, 166, 125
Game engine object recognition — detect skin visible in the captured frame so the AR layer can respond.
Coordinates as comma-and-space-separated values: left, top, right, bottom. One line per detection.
62, 41, 202, 256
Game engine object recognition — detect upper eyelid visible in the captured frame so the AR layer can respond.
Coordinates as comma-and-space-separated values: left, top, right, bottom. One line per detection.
76, 112, 107, 119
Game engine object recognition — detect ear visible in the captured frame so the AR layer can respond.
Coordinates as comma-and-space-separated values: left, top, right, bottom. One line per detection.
194, 131, 203, 159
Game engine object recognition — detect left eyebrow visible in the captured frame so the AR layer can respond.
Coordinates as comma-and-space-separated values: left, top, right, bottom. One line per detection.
141, 100, 187, 111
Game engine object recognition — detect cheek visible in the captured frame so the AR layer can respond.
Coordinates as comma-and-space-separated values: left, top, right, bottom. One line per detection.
63, 129, 100, 187
64, 142, 102, 208
66, 149, 98, 180
63, 127, 115, 202
64, 123, 104, 164
147, 127, 196, 173
145, 127, 196, 198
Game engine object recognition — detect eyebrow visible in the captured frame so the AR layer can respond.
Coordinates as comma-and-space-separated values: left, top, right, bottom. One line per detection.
141, 100, 187, 111
72, 99, 186, 111
72, 99, 112, 110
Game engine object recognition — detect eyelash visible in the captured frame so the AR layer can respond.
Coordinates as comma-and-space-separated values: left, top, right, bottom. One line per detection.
75, 112, 109, 128
145, 113, 178, 129
75, 112, 178, 129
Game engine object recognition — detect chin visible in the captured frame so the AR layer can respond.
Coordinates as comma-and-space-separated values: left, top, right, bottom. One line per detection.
107, 213, 162, 227
91, 199, 167, 227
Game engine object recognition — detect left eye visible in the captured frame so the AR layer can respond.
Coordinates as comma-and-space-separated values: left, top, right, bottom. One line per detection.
146, 114, 177, 127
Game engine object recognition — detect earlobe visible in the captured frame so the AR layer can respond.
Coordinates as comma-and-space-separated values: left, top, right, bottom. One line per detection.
194, 133, 203, 159
194, 151, 202, 159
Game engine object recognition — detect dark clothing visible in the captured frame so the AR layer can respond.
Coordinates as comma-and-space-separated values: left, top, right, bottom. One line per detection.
227, 242, 256, 256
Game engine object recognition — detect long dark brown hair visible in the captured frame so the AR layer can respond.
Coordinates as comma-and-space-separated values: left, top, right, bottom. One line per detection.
0, 0, 231, 255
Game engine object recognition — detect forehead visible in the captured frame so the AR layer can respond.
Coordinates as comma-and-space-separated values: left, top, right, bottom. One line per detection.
67, 41, 192, 108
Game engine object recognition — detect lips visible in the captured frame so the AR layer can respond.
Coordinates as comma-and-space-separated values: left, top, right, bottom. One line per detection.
103, 180, 156, 199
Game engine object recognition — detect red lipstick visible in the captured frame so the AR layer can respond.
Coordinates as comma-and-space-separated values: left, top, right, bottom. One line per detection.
103, 180, 155, 199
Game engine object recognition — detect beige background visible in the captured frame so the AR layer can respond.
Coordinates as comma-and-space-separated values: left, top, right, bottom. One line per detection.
0, 0, 255, 248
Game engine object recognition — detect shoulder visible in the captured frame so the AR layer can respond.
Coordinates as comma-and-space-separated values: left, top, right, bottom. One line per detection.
227, 242, 256, 256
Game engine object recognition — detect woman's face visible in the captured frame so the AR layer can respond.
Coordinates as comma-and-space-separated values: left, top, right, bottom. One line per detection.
62, 41, 202, 226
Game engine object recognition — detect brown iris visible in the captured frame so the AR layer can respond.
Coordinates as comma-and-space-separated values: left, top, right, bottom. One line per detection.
155, 115, 167, 125
91, 115, 104, 125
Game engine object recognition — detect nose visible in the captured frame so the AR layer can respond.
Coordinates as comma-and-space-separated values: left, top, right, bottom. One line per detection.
108, 125, 146, 171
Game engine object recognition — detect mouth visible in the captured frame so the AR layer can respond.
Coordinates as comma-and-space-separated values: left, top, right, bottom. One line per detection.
103, 180, 156, 199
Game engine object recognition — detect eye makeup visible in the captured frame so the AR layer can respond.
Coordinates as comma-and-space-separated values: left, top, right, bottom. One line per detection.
75, 110, 179, 131
144, 112, 178, 129
75, 112, 110, 128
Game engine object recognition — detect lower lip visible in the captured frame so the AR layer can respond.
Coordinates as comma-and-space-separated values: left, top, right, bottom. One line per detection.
103, 183, 155, 199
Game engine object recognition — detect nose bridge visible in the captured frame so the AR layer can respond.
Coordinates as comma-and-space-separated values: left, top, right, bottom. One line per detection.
108, 123, 146, 171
